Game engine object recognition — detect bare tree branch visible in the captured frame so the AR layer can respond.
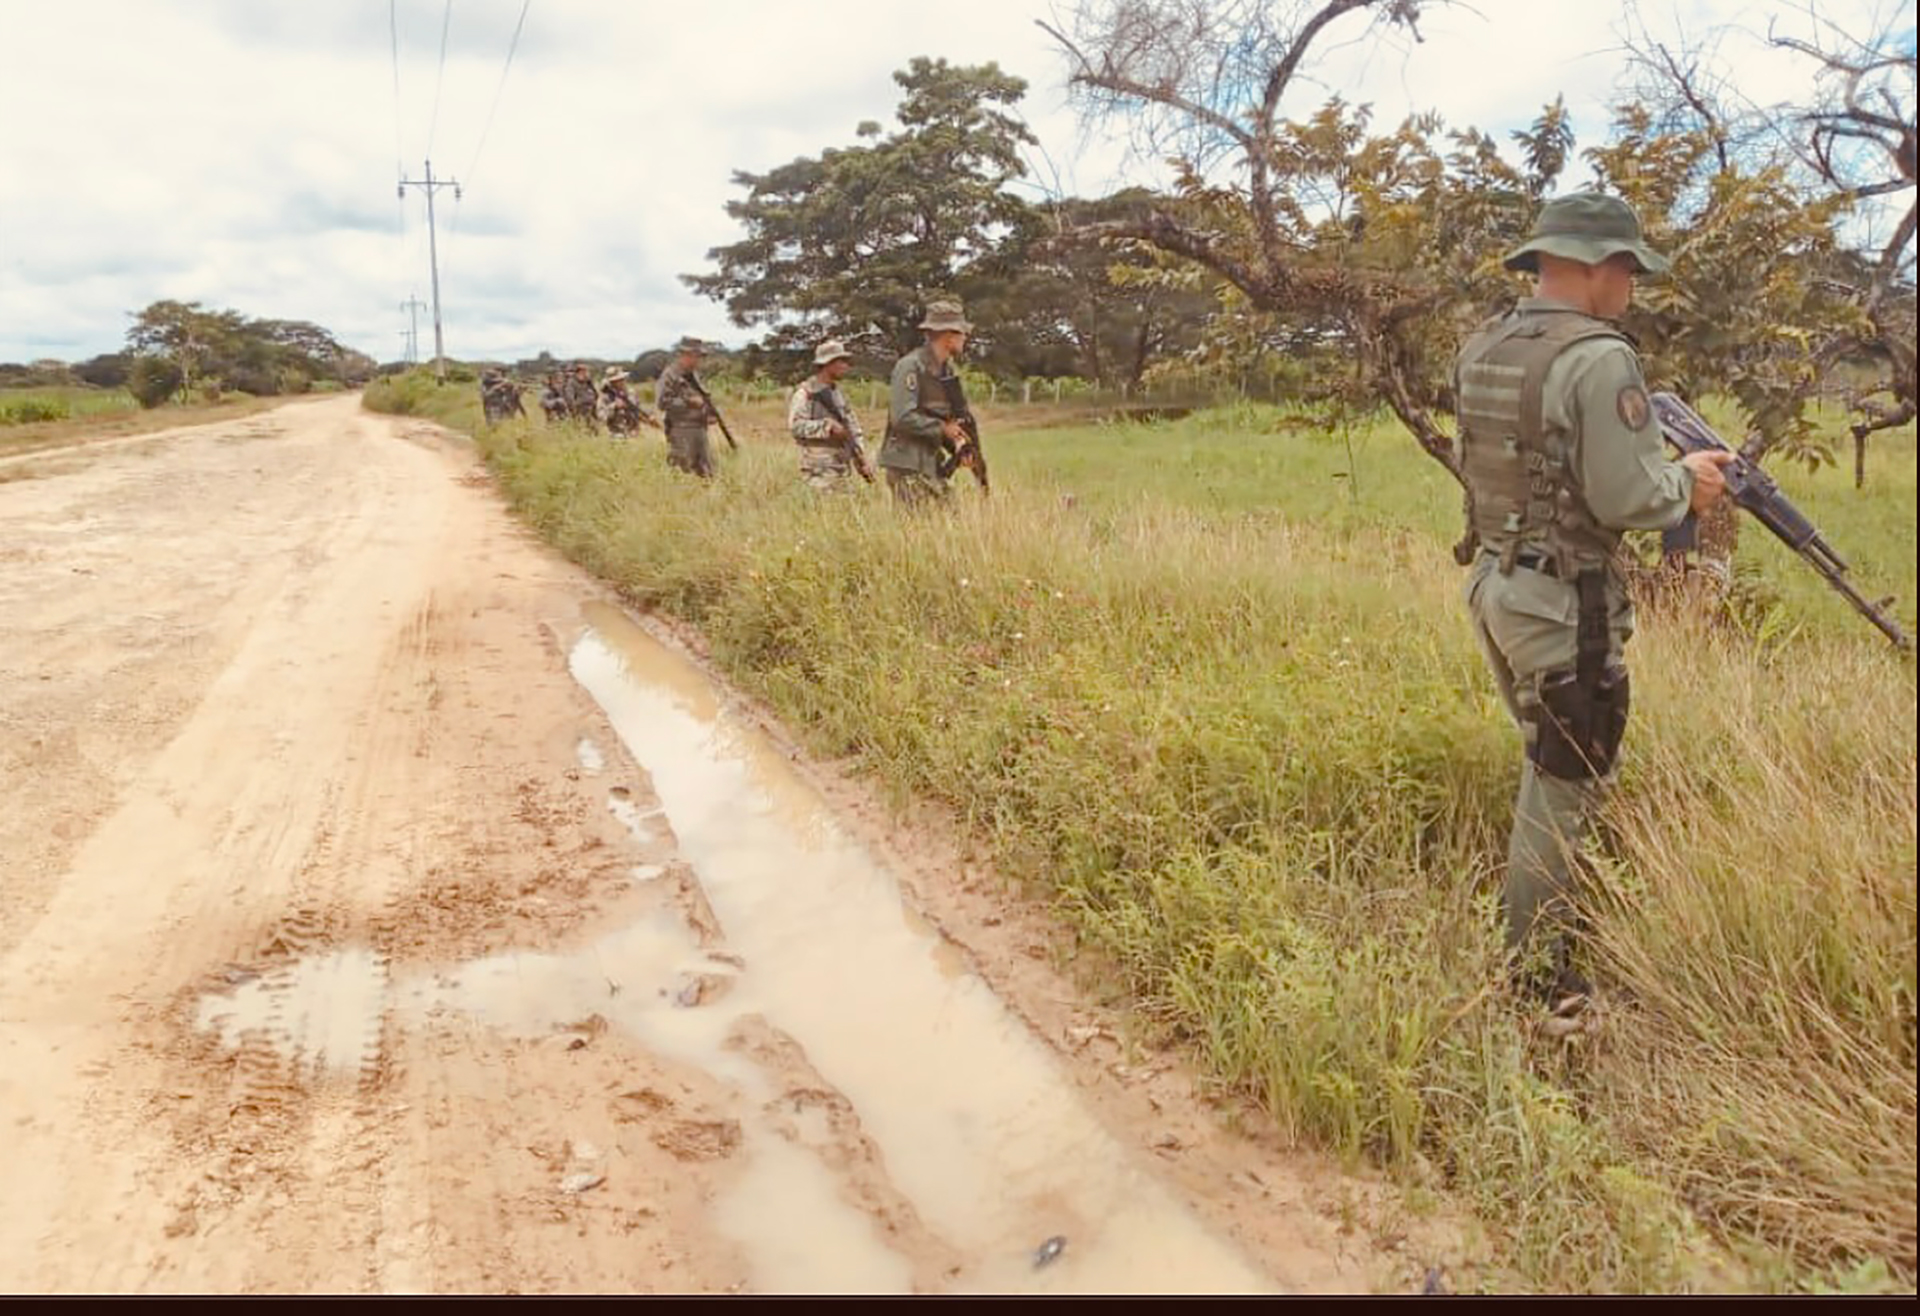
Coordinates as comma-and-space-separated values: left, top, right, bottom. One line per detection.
1036, 18, 1255, 152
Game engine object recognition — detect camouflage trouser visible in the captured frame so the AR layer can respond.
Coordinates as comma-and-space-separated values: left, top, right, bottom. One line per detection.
666, 424, 714, 479
885, 467, 950, 509
1465, 553, 1632, 961
798, 444, 854, 492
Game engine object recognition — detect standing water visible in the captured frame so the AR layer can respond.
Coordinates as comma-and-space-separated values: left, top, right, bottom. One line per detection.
556, 602, 1280, 1295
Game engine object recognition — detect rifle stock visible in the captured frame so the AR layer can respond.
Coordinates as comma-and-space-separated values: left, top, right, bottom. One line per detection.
1649, 392, 1911, 650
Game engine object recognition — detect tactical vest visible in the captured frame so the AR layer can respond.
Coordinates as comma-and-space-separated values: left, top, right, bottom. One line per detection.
1455, 308, 1631, 575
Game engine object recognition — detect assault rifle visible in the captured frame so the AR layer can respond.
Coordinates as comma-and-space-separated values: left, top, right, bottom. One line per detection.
808, 387, 875, 483
684, 374, 740, 452
934, 373, 989, 494
1650, 391, 1911, 650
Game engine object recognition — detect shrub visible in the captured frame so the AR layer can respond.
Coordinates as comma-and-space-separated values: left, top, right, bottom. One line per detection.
126, 356, 184, 409
0, 397, 70, 424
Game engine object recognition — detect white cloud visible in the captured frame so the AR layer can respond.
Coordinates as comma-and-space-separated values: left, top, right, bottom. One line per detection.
0, 0, 1904, 364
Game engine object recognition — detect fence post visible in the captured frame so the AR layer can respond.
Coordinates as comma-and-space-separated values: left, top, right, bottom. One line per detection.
1053, 379, 1062, 403
1023, 379, 1033, 405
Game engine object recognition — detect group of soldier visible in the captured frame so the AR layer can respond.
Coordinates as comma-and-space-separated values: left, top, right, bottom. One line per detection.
477, 305, 986, 504
473, 194, 1737, 1035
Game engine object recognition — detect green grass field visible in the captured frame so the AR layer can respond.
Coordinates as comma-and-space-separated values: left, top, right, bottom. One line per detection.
368, 372, 1916, 1294
0, 385, 140, 427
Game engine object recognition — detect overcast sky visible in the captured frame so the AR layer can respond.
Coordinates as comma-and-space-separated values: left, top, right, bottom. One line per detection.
0, 0, 1908, 364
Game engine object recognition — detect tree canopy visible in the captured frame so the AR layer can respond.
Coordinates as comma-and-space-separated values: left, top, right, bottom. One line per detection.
125, 300, 374, 400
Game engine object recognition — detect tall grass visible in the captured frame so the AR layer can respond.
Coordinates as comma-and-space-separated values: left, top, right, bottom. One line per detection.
373, 377, 1916, 1292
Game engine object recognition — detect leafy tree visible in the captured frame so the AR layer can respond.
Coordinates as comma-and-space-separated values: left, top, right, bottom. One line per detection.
981, 189, 1217, 386
1622, 8, 1915, 484
686, 58, 1035, 365
1042, 0, 1881, 487
124, 301, 370, 396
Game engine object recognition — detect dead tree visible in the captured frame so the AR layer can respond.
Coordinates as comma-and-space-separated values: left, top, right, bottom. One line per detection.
1773, 22, 1918, 486
1037, 0, 1466, 481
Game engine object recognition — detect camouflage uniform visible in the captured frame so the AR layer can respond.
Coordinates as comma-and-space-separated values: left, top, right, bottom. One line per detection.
1454, 193, 1694, 994
881, 300, 972, 508
657, 339, 716, 477
788, 340, 866, 492
563, 367, 600, 430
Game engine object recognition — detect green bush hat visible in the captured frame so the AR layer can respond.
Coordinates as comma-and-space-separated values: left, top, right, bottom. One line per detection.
674, 336, 704, 354
1503, 192, 1670, 275
917, 299, 973, 332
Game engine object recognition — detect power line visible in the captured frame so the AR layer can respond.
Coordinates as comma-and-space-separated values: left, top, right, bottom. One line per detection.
465, 0, 532, 188
388, 0, 405, 176
425, 0, 453, 160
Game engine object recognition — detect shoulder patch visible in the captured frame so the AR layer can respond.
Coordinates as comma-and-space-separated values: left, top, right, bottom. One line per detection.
904, 372, 917, 393
1616, 384, 1651, 431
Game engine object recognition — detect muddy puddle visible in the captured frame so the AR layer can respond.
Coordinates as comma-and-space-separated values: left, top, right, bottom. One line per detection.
190, 601, 1283, 1294
551, 602, 1278, 1295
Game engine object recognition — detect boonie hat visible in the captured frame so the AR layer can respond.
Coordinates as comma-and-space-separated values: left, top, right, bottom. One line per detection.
917, 299, 972, 333
1504, 192, 1669, 275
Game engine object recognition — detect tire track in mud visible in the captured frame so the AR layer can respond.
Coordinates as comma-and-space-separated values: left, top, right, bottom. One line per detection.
178, 582, 456, 1289
149, 452, 453, 1288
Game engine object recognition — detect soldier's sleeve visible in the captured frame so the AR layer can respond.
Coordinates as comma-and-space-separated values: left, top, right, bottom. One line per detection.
1571, 343, 1694, 531
889, 356, 946, 443
788, 386, 832, 442
843, 391, 864, 445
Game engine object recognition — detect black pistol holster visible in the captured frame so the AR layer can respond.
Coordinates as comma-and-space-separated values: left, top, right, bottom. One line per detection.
1532, 570, 1630, 781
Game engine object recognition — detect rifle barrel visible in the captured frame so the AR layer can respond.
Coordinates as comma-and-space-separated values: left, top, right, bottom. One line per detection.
1650, 391, 1911, 651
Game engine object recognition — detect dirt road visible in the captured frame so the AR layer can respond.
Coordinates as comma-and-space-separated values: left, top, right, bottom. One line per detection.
0, 397, 1441, 1294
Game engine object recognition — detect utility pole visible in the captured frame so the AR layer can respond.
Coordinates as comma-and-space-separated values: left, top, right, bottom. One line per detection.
397, 160, 461, 383
399, 294, 428, 365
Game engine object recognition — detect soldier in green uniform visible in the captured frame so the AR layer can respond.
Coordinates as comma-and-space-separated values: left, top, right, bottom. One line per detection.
880, 299, 976, 508
656, 337, 719, 478
563, 362, 600, 431
1453, 192, 1732, 1028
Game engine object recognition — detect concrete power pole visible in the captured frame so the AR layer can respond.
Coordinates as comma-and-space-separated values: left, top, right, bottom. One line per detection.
397, 161, 461, 382
399, 295, 428, 365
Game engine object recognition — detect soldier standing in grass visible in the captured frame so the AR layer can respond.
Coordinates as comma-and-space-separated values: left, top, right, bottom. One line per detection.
540, 370, 567, 422
656, 336, 719, 478
1452, 192, 1733, 1032
880, 299, 976, 508
564, 362, 600, 431
787, 340, 871, 491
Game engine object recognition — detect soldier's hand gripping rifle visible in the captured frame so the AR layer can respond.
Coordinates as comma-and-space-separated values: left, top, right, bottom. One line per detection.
934, 373, 989, 494
685, 375, 740, 452
1650, 392, 1911, 650
808, 387, 875, 484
